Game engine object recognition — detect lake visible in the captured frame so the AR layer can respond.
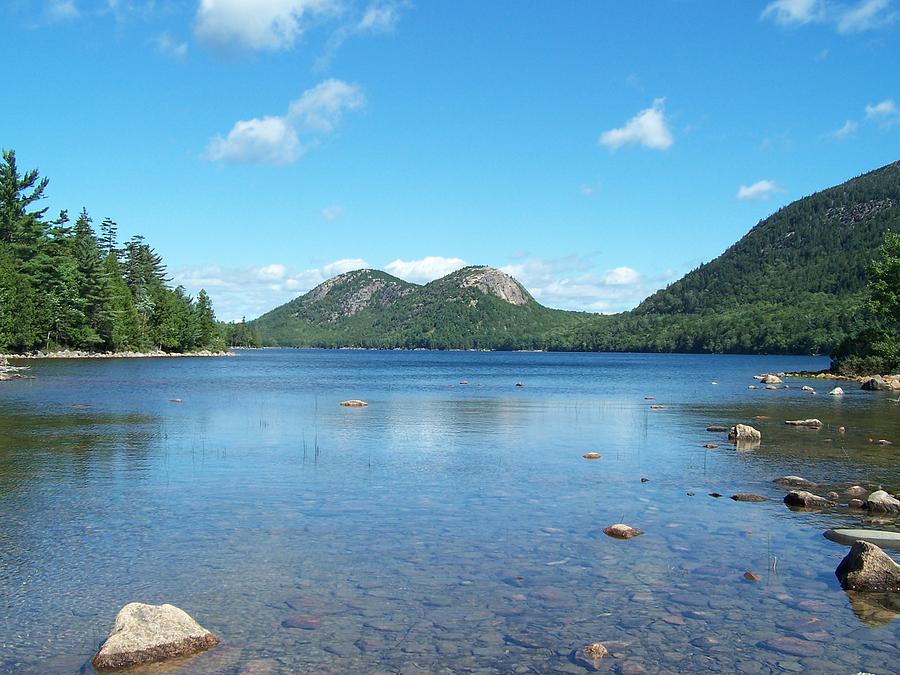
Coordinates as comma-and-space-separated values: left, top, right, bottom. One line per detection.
1, 350, 899, 674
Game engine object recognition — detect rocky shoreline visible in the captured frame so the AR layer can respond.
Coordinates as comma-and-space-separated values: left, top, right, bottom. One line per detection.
780, 370, 900, 390
1, 349, 235, 360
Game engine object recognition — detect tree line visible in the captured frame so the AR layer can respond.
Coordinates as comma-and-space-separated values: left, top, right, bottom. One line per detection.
0, 149, 224, 353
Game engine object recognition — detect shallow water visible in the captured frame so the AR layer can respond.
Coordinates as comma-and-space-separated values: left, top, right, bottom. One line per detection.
1, 350, 898, 674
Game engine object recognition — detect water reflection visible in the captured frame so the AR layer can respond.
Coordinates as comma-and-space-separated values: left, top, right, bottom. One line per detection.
1, 351, 899, 674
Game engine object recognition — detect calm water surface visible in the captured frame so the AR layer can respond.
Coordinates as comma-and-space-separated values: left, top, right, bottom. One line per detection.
1, 350, 899, 674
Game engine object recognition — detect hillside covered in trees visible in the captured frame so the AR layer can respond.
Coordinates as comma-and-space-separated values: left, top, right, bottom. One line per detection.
0, 150, 223, 353
252, 266, 585, 350
253, 159, 899, 356
552, 159, 900, 354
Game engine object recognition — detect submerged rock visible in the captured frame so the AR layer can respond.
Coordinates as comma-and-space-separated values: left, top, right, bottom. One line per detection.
848, 499, 866, 509
732, 494, 767, 502
864, 490, 900, 514
760, 636, 823, 657
835, 541, 900, 592
706, 425, 729, 432
801, 385, 815, 392
784, 419, 823, 428
824, 528, 900, 550
603, 524, 643, 539
729, 424, 761, 442
743, 571, 761, 582
829, 387, 844, 396
340, 400, 368, 407
704, 443, 719, 449
774, 476, 816, 489
281, 615, 321, 630
582, 452, 602, 460
784, 491, 836, 509
92, 602, 218, 671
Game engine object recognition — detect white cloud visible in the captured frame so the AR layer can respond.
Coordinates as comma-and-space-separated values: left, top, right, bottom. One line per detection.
205, 115, 301, 164
321, 205, 345, 221
323, 258, 368, 276
599, 98, 673, 151
737, 179, 782, 200
194, 0, 339, 52
46, 0, 79, 21
830, 119, 859, 139
838, 0, 896, 32
257, 263, 287, 280
762, 0, 897, 31
316, 0, 407, 68
761, 0, 824, 25
204, 79, 364, 165
384, 256, 468, 283
175, 257, 369, 321
865, 98, 900, 126
500, 255, 669, 313
155, 31, 188, 60
602, 266, 641, 286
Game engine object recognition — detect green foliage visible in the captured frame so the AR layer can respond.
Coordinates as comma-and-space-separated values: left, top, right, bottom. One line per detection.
252, 267, 585, 350
832, 231, 900, 374
0, 149, 223, 354
222, 318, 262, 348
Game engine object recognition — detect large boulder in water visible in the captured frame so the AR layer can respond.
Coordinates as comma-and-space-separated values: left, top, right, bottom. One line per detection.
835, 541, 900, 592
92, 602, 219, 670
783, 490, 835, 509
865, 490, 900, 514
861, 376, 893, 391
728, 424, 761, 442
761, 374, 783, 384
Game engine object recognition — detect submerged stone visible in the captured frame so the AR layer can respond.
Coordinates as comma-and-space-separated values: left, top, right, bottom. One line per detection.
784, 491, 836, 509
603, 524, 643, 539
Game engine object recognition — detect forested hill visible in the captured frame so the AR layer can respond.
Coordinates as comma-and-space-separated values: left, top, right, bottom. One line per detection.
555, 160, 900, 355
636, 160, 900, 314
252, 266, 585, 349
0, 150, 223, 353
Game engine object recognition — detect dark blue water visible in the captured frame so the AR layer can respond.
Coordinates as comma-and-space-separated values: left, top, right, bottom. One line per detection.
1, 350, 898, 674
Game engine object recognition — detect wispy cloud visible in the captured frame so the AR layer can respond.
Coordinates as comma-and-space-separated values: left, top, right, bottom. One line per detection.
829, 119, 859, 139
155, 31, 188, 60
321, 205, 345, 221
384, 256, 468, 283
500, 255, 672, 313
194, 0, 340, 52
204, 79, 365, 165
316, 0, 409, 68
46, 0, 79, 22
762, 0, 897, 32
174, 257, 370, 321
599, 98, 673, 151
865, 98, 900, 125
737, 179, 782, 200
761, 0, 824, 26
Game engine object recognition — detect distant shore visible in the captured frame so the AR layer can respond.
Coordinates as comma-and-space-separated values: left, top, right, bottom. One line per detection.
2, 349, 236, 360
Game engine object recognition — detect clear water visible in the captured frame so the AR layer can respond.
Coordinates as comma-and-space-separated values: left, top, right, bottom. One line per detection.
1, 350, 899, 674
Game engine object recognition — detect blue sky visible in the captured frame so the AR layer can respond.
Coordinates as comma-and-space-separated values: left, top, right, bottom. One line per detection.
4, 0, 900, 321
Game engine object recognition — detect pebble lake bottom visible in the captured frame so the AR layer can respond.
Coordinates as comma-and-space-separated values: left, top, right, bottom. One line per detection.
0, 349, 898, 674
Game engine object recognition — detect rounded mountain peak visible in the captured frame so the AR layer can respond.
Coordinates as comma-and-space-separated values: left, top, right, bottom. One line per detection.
454, 265, 532, 306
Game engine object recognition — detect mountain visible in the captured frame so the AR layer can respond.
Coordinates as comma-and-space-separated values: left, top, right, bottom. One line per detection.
253, 160, 899, 354
556, 160, 900, 354
252, 266, 585, 349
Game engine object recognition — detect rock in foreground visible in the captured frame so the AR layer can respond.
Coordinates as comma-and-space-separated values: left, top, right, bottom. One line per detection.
728, 424, 761, 442
783, 491, 836, 509
835, 541, 900, 592
92, 602, 218, 671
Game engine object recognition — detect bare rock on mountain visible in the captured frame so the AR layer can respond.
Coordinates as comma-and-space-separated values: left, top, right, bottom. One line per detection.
458, 267, 531, 305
